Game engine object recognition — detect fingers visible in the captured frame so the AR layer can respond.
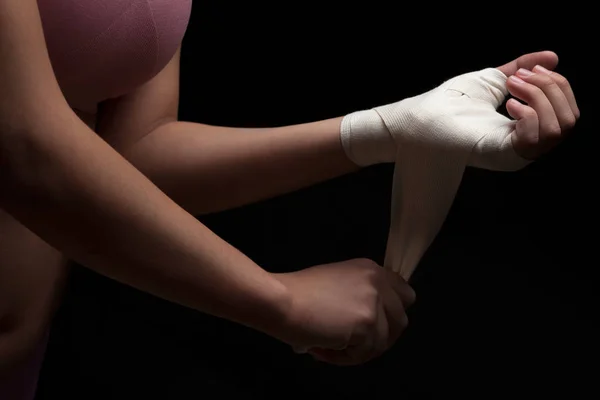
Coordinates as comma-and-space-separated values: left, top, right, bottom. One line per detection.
381, 270, 411, 346
310, 305, 390, 366
507, 74, 560, 146
374, 301, 390, 356
310, 290, 408, 366
308, 348, 356, 366
506, 98, 539, 158
532, 65, 580, 119
505, 65, 580, 158
496, 50, 559, 77
377, 289, 405, 349
349, 301, 390, 362
384, 300, 409, 348
305, 265, 415, 367
384, 269, 416, 308
516, 68, 577, 133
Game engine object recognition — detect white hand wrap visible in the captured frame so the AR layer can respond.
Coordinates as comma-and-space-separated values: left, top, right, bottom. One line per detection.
341, 68, 531, 280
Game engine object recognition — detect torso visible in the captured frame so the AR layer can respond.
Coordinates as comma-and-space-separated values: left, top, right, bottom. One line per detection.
37, 0, 192, 130
0, 2, 192, 400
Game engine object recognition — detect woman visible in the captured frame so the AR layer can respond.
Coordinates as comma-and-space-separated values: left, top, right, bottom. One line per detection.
0, 0, 579, 398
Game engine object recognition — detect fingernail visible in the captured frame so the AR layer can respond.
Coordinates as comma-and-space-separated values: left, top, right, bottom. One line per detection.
509, 75, 525, 84
516, 68, 534, 77
507, 98, 521, 108
533, 65, 552, 74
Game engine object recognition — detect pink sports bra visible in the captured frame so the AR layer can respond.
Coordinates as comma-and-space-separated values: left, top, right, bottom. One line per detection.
0, 1, 191, 399
38, 0, 192, 115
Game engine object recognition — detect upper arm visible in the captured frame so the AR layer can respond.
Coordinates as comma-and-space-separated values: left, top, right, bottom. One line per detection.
95, 46, 182, 152
0, 0, 71, 132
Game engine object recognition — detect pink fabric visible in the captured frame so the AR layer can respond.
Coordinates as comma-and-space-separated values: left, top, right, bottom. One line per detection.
0, 1, 191, 399
37, 0, 192, 114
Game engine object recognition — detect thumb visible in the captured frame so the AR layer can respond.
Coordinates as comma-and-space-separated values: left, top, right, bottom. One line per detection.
496, 50, 559, 77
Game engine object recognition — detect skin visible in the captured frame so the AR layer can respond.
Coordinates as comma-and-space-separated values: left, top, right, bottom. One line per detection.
497, 52, 580, 159
0, 0, 580, 375
0, 0, 410, 377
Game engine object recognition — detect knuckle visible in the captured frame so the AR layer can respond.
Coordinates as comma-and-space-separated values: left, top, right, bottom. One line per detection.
553, 73, 569, 88
353, 257, 371, 266
358, 309, 378, 328
544, 124, 562, 139
400, 313, 409, 330
395, 313, 409, 334
563, 114, 577, 130
401, 321, 409, 333
518, 81, 543, 101
522, 106, 538, 120
355, 258, 378, 270
404, 286, 417, 306
362, 268, 380, 285
537, 74, 556, 88
530, 84, 547, 99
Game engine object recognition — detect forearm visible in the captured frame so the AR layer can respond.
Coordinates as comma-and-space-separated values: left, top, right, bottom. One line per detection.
0, 110, 288, 336
123, 117, 360, 215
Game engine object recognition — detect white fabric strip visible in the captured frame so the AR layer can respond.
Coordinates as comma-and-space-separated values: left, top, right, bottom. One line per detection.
341, 68, 531, 281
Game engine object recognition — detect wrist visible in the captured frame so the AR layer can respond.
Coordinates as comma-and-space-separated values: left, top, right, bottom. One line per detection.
249, 272, 309, 347
239, 272, 294, 342
340, 109, 396, 166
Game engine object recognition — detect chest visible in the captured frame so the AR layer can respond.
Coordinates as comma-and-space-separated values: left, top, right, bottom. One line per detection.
37, 0, 192, 114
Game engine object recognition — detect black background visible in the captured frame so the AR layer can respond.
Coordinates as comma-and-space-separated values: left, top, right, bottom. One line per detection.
37, 3, 597, 399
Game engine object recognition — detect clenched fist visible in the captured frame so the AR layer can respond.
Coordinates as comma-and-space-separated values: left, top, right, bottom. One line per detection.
271, 258, 415, 366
